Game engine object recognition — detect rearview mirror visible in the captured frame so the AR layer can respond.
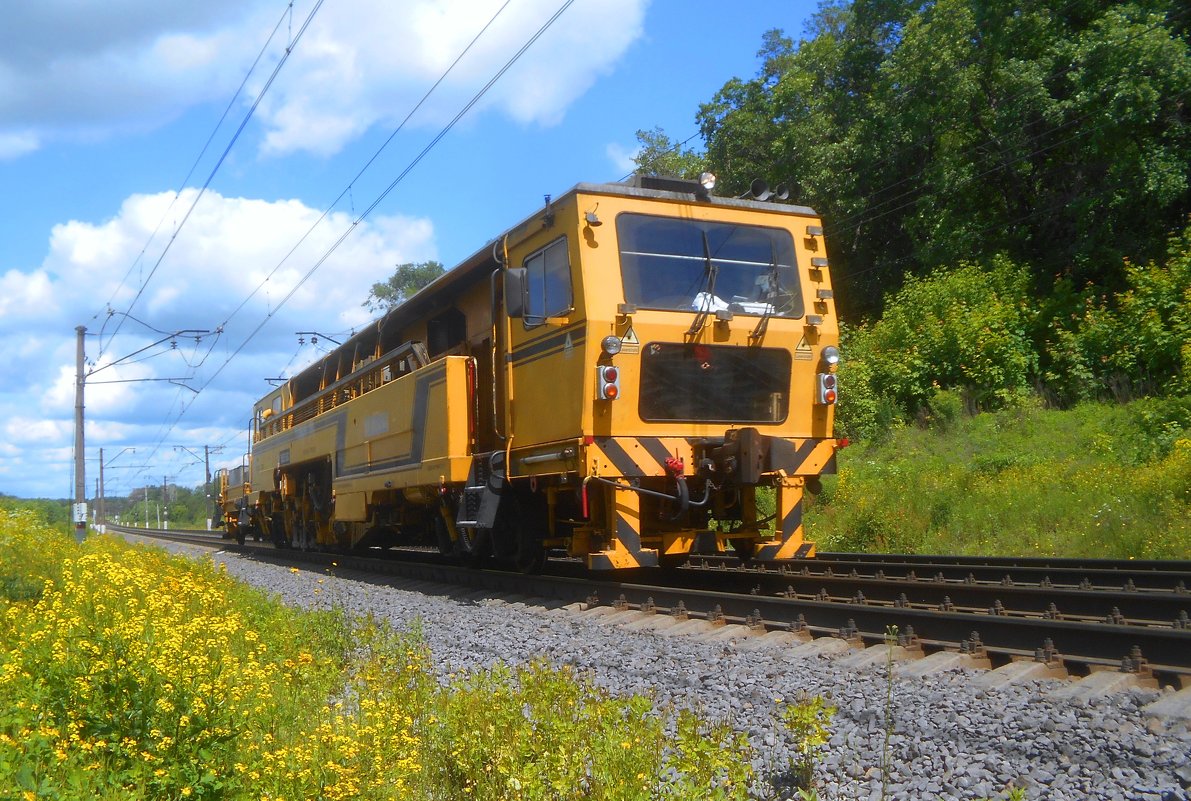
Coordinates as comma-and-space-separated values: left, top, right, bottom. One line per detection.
504, 267, 528, 318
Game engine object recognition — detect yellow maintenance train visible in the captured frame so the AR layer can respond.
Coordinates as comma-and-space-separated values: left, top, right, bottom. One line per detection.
217, 175, 840, 570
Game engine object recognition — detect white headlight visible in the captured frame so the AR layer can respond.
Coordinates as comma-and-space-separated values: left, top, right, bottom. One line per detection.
601, 335, 623, 356
821, 346, 840, 366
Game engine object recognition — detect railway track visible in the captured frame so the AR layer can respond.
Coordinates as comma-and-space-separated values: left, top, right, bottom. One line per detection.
108, 524, 1191, 687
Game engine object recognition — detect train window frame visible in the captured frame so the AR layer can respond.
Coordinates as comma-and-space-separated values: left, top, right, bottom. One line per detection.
615, 213, 804, 320
522, 236, 573, 328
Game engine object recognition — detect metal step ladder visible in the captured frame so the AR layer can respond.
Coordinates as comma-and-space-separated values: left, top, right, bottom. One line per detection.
456, 451, 504, 529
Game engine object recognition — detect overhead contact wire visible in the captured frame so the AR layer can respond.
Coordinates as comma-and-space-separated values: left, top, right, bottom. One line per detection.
147, 0, 576, 462
95, 1, 296, 360
104, 0, 326, 355
215, 0, 515, 332
200, 0, 576, 392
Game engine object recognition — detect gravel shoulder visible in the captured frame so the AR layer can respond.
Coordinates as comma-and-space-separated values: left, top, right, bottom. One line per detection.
135, 536, 1191, 801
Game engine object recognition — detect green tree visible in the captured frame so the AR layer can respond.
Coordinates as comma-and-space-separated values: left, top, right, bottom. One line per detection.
1039, 220, 1191, 403
0, 495, 71, 529
837, 256, 1039, 437
632, 127, 708, 179
363, 261, 445, 314
695, 1, 1190, 317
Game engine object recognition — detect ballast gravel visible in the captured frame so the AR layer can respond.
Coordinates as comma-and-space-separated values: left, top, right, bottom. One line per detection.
153, 539, 1191, 801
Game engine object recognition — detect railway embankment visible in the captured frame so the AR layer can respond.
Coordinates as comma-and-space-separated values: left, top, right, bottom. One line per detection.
136, 530, 1191, 800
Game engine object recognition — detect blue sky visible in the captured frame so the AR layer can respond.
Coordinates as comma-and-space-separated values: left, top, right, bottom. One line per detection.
0, 0, 817, 500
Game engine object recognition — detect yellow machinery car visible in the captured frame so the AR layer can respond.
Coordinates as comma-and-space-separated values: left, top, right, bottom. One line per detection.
222, 175, 840, 570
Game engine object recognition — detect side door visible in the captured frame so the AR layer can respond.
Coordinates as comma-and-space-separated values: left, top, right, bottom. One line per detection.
505, 234, 586, 449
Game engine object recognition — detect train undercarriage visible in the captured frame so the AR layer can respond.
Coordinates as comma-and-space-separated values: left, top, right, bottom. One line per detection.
223, 429, 828, 572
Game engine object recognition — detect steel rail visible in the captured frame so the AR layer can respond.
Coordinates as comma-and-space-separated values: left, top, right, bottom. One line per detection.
690, 554, 1190, 593
109, 526, 1191, 684
660, 564, 1191, 626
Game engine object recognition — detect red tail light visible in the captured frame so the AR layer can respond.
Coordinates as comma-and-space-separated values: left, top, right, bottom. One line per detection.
817, 373, 838, 405
597, 365, 620, 400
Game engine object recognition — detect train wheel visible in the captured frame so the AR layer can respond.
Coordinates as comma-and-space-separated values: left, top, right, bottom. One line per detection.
513, 522, 545, 574
504, 491, 546, 573
658, 553, 688, 569
270, 514, 287, 548
434, 516, 454, 556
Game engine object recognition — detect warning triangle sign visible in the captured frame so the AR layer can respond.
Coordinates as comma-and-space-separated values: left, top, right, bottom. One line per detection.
794, 335, 813, 360
621, 325, 639, 345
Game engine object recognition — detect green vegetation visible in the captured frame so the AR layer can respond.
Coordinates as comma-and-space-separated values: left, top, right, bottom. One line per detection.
807, 395, 1191, 559
363, 260, 446, 313
833, 223, 1191, 441
0, 509, 761, 800
111, 482, 220, 530
0, 496, 70, 532
635, 1, 1189, 561
648, 0, 1189, 319
777, 694, 836, 791
804, 228, 1190, 559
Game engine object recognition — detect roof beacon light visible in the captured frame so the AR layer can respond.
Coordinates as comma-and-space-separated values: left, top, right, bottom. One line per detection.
699, 172, 717, 193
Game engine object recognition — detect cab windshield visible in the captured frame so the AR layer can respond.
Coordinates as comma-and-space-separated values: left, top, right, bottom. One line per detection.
616, 214, 803, 318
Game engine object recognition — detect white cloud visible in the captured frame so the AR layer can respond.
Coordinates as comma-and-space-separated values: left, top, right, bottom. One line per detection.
0, 187, 436, 497
256, 0, 648, 155
0, 0, 648, 158
605, 141, 640, 176
0, 131, 39, 159
4, 418, 68, 445
0, 268, 57, 320
35, 188, 435, 331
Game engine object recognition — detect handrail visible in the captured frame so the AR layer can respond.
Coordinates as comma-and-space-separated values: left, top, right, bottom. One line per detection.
255, 340, 431, 443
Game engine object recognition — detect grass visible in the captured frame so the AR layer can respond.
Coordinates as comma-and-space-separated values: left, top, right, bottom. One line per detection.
0, 508, 758, 800
807, 396, 1191, 559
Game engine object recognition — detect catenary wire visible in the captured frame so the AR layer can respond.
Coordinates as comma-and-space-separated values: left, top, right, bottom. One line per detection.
214, 0, 515, 334
101, 0, 326, 356
94, 0, 297, 362
138, 0, 577, 467
137, 0, 516, 469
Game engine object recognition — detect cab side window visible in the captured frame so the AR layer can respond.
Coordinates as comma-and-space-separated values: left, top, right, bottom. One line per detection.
525, 237, 572, 324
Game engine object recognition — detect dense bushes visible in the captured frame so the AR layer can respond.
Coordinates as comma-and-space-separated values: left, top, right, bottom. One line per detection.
835, 258, 1037, 440
835, 222, 1191, 441
1039, 225, 1191, 403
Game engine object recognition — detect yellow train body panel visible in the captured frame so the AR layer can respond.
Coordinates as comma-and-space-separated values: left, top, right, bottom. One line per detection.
251, 357, 472, 487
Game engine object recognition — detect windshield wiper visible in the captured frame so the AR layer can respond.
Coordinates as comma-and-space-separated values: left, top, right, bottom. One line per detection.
750, 240, 781, 340
687, 229, 719, 336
